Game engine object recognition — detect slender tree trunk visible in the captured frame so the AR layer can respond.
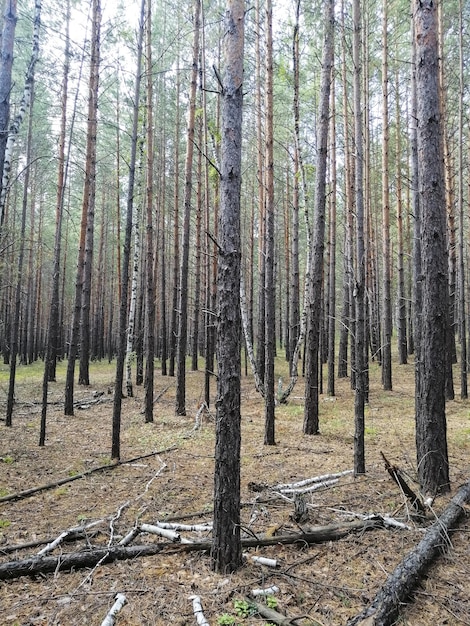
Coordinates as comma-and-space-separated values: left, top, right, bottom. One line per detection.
64, 0, 100, 413
338, 0, 352, 380
303, 0, 334, 435
413, 0, 450, 496
289, 0, 301, 372
144, 0, 155, 424
6, 82, 35, 427
352, 0, 366, 475
457, 0, 467, 399
175, 0, 201, 416
111, 0, 145, 460
327, 79, 337, 397
78, 0, 101, 387
395, 65, 407, 366
211, 0, 244, 574
381, 0, 392, 391
192, 113, 203, 371
264, 0, 275, 446
169, 40, 180, 379
255, 0, 265, 385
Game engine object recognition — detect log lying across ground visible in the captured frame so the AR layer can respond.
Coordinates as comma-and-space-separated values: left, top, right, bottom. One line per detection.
347, 479, 470, 626
0, 518, 384, 581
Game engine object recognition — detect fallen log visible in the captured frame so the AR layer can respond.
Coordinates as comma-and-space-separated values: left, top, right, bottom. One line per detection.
347, 479, 470, 626
0, 446, 176, 504
0, 518, 384, 581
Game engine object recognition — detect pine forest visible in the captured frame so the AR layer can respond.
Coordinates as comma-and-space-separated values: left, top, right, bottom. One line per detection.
1, 0, 469, 624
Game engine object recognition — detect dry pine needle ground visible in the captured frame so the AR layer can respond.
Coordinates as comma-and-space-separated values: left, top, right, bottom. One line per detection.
0, 358, 469, 625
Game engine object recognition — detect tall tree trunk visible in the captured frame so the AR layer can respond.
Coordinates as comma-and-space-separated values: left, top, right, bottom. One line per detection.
78, 0, 101, 387
327, 78, 337, 397
111, 0, 145, 461
175, 0, 201, 416
289, 0, 301, 372
6, 81, 35, 427
64, 0, 100, 413
413, 0, 450, 496
338, 0, 353, 381
192, 112, 203, 372
211, 0, 244, 574
303, 0, 334, 436
169, 37, 180, 379
352, 0, 366, 475
264, 0, 275, 445
144, 0, 155, 424
457, 0, 467, 399
255, 0, 265, 385
395, 64, 407, 366
381, 0, 392, 391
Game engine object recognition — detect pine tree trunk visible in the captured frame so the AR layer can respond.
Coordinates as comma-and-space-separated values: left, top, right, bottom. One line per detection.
175, 0, 201, 415
381, 0, 392, 391
352, 0, 366, 474
264, 0, 275, 446
78, 0, 100, 387
413, 0, 450, 496
457, 0, 467, 399
327, 81, 337, 397
303, 0, 334, 436
144, 0, 155, 424
211, 0, 244, 574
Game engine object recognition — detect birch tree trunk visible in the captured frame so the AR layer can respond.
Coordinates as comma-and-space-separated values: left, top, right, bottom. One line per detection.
211, 0, 244, 574
0, 0, 16, 228
111, 0, 145, 460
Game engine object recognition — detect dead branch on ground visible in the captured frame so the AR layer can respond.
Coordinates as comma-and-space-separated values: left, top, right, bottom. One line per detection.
0, 446, 176, 504
347, 479, 470, 626
0, 518, 385, 581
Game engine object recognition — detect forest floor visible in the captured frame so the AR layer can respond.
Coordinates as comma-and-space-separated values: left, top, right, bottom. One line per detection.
0, 356, 469, 626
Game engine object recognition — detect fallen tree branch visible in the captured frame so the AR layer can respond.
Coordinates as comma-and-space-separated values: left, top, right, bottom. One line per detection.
0, 518, 384, 581
0, 446, 176, 504
100, 592, 127, 626
347, 479, 470, 626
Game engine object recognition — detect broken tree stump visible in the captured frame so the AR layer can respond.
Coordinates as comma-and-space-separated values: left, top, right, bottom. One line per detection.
347, 479, 470, 626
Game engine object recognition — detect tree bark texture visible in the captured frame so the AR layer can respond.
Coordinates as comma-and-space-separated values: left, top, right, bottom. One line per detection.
352, 0, 366, 474
211, 0, 244, 574
303, 0, 334, 435
0, 0, 16, 227
175, 0, 201, 416
111, 0, 145, 460
413, 0, 450, 495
